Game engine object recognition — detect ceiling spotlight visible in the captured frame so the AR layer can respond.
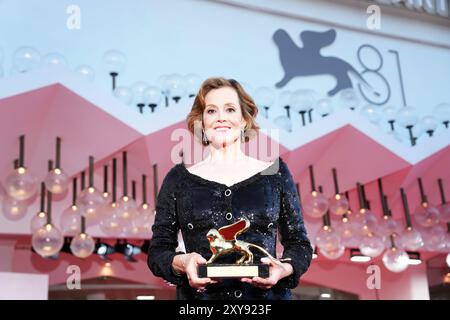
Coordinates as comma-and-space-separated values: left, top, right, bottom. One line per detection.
114, 239, 141, 262
350, 248, 371, 263
407, 251, 422, 265
95, 239, 115, 261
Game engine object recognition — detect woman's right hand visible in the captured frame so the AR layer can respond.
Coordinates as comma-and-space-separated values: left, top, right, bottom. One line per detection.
174, 252, 218, 290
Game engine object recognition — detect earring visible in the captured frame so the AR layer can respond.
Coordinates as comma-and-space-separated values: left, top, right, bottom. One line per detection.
202, 128, 209, 144
241, 128, 245, 142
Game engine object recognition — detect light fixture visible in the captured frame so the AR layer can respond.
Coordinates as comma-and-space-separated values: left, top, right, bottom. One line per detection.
70, 216, 95, 259
446, 253, 450, 268
143, 86, 163, 113
95, 239, 115, 261
32, 162, 64, 258
414, 178, 440, 227
329, 168, 349, 216
4, 135, 38, 201
319, 293, 331, 299
136, 295, 155, 300
116, 151, 138, 221
254, 86, 275, 119
290, 89, 316, 126
77, 156, 105, 221
13, 46, 41, 73
60, 177, 81, 235
406, 251, 422, 265
100, 158, 123, 237
350, 248, 371, 263
114, 239, 141, 262
382, 234, 409, 273
315, 186, 344, 260
398, 188, 424, 250
303, 165, 329, 218
30, 182, 47, 233
102, 49, 126, 91
2, 160, 28, 221
44, 137, 69, 194
437, 178, 450, 223
132, 174, 155, 237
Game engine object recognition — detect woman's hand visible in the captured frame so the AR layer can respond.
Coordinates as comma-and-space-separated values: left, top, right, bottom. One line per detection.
174, 252, 218, 291
240, 257, 293, 290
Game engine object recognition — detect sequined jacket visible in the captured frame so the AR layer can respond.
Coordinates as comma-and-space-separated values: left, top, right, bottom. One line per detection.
147, 157, 313, 300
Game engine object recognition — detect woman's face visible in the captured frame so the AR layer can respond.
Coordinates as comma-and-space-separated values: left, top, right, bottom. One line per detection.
203, 86, 246, 146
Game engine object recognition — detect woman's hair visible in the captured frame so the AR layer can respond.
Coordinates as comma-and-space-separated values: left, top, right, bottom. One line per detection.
186, 77, 260, 146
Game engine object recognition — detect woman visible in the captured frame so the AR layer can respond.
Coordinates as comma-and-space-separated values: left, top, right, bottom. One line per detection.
147, 77, 313, 300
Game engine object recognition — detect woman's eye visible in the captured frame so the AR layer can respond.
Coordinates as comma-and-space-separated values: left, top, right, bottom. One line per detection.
227, 108, 235, 112
206, 109, 215, 114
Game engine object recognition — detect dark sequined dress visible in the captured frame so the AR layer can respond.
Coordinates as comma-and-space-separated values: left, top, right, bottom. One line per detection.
147, 156, 313, 300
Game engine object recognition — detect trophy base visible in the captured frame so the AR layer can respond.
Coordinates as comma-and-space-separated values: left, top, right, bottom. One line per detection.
198, 264, 269, 279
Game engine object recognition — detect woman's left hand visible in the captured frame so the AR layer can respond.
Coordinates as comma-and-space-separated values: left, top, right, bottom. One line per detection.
240, 257, 293, 290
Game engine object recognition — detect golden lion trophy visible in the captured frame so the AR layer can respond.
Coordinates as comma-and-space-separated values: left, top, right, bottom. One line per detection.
198, 216, 291, 279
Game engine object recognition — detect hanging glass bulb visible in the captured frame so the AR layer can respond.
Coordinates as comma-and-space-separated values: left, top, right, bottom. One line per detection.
361, 209, 379, 234
422, 224, 447, 251
304, 190, 329, 218
13, 46, 41, 72
30, 211, 47, 233
78, 186, 105, 220
338, 88, 360, 110
59, 205, 81, 235
335, 214, 359, 247
419, 115, 439, 136
32, 223, 64, 258
378, 215, 402, 239
439, 203, 450, 223
113, 86, 134, 105
278, 91, 292, 110
360, 104, 382, 125
254, 87, 275, 118
315, 98, 333, 117
382, 105, 397, 126
2, 196, 28, 221
433, 102, 450, 127
359, 232, 385, 257
166, 74, 187, 102
42, 52, 68, 67
414, 203, 441, 227
290, 89, 317, 113
5, 167, 38, 201
115, 195, 139, 221
398, 227, 424, 250
75, 64, 95, 82
396, 106, 419, 128
44, 168, 69, 194
102, 50, 126, 74
99, 203, 123, 237
184, 74, 202, 97
382, 246, 409, 272
70, 233, 95, 259
329, 193, 349, 216
133, 203, 155, 237
316, 227, 344, 260
273, 115, 292, 132
143, 86, 163, 112
447, 253, 450, 268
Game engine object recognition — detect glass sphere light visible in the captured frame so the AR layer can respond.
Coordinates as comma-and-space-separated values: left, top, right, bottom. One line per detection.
30, 211, 47, 233
70, 233, 95, 259
382, 247, 409, 272
4, 167, 38, 200
303, 191, 329, 218
32, 224, 64, 258
44, 168, 70, 194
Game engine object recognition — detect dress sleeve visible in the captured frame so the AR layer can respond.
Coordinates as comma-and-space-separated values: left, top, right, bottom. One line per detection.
276, 158, 313, 289
147, 166, 186, 286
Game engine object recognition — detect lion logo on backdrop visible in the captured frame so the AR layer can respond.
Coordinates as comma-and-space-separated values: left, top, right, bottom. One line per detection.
273, 28, 380, 98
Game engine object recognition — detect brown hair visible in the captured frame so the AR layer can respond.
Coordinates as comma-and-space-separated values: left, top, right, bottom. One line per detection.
186, 77, 260, 146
